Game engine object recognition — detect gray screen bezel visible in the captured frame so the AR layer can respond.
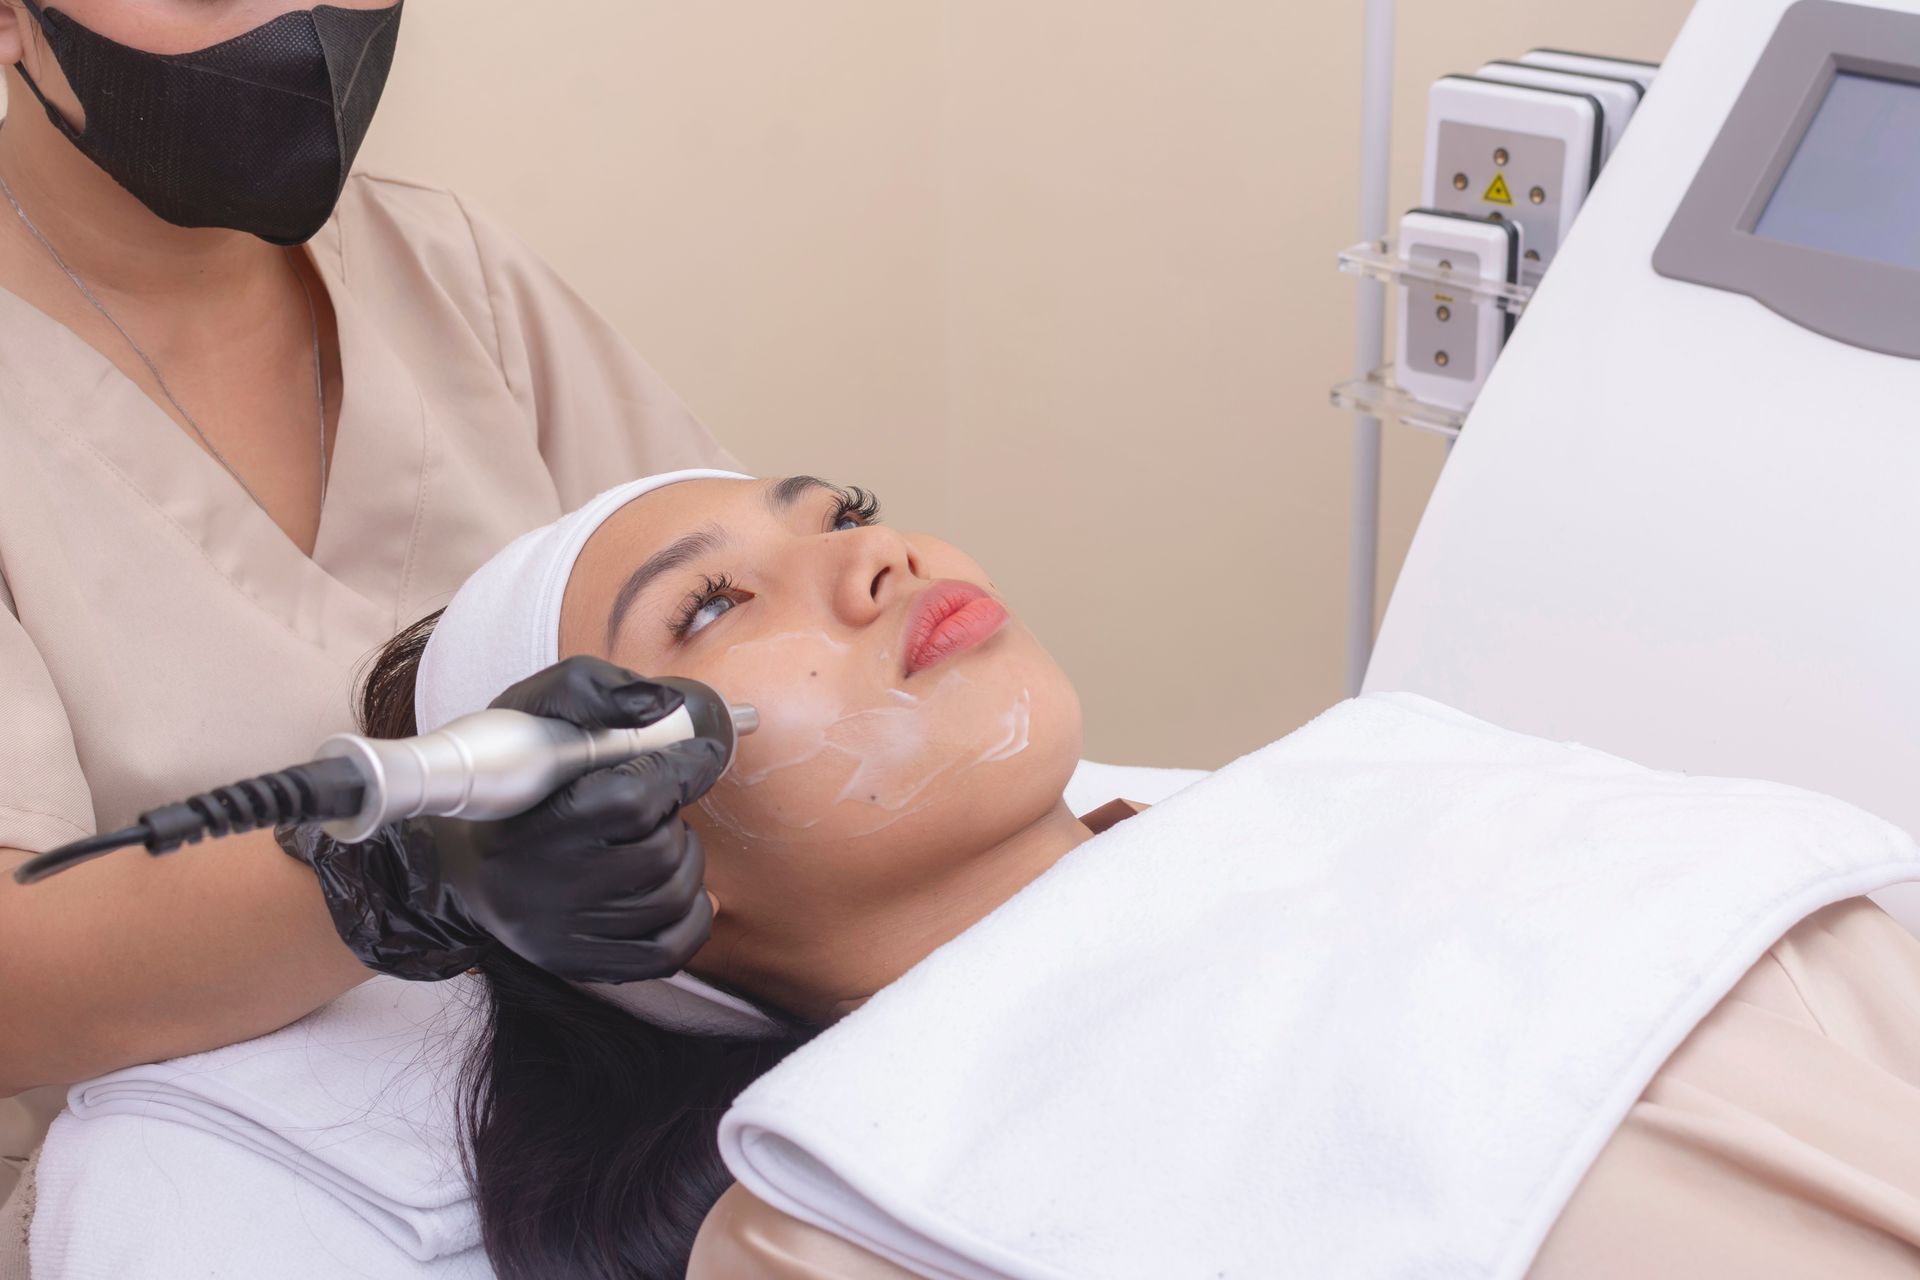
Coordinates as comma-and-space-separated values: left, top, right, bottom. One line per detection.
1652, 0, 1920, 359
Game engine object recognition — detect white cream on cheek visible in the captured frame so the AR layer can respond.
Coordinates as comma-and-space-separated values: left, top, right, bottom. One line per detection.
697, 628, 1032, 841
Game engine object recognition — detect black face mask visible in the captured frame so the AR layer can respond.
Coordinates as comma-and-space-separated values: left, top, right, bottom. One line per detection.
13, 1, 404, 246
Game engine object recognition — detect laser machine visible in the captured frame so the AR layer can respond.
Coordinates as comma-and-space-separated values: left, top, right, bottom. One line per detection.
1366, 0, 1920, 925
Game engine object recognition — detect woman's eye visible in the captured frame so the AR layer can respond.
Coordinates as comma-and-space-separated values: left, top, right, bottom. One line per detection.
684, 594, 736, 635
829, 486, 882, 531
672, 574, 750, 640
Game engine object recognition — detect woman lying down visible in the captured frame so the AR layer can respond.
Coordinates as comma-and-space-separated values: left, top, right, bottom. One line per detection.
358, 469, 1920, 1280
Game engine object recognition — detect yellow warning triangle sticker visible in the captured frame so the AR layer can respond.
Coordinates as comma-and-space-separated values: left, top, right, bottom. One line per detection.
1482, 173, 1514, 205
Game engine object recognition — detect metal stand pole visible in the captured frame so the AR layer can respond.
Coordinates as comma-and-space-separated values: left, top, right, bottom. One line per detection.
1345, 0, 1396, 695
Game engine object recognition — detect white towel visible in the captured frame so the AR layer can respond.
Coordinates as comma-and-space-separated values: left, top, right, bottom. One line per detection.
37, 976, 485, 1277
30, 1114, 494, 1280
720, 693, 1920, 1280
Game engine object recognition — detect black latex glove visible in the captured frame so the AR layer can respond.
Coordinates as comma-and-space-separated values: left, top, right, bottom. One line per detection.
280, 657, 727, 983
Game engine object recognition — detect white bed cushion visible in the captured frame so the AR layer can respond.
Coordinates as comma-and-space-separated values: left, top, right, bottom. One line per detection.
1063, 758, 1208, 815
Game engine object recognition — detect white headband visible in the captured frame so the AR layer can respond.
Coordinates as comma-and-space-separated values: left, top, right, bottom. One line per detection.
415, 468, 784, 1039
415, 469, 749, 735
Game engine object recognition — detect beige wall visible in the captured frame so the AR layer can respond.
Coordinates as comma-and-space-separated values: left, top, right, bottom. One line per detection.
14, 0, 1689, 767
353, 0, 1691, 768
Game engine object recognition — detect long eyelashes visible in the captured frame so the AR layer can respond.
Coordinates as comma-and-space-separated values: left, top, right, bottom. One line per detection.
670, 573, 742, 640
829, 485, 881, 528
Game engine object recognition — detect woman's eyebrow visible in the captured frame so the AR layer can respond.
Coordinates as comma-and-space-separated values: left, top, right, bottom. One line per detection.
765, 475, 834, 514
604, 525, 728, 648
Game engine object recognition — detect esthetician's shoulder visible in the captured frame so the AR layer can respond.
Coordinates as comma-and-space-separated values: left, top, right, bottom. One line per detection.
322, 170, 561, 312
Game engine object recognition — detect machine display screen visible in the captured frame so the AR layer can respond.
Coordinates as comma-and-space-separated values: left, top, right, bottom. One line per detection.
1753, 72, 1920, 270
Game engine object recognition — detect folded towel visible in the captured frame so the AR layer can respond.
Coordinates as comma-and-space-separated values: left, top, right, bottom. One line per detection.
720, 693, 1920, 1280
56, 975, 483, 1264
30, 1113, 493, 1280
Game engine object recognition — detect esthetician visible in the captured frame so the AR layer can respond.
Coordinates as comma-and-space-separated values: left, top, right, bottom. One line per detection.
0, 0, 739, 1205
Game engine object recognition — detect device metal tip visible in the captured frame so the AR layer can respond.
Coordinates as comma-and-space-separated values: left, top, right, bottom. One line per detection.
729, 704, 760, 736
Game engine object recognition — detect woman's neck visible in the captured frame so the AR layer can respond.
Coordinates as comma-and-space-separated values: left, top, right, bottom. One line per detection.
726, 800, 1096, 1026
0, 80, 280, 304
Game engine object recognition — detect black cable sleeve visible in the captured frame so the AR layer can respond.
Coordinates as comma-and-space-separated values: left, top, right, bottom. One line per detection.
12, 825, 150, 884
141, 756, 369, 853
13, 756, 369, 883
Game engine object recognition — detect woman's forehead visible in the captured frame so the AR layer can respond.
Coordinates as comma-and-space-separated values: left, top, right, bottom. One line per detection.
608, 477, 758, 543
559, 478, 755, 656
574, 478, 755, 583
572, 475, 877, 619
591, 475, 857, 562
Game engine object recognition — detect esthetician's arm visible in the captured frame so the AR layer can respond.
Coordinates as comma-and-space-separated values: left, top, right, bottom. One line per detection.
0, 832, 366, 1095
0, 658, 722, 1094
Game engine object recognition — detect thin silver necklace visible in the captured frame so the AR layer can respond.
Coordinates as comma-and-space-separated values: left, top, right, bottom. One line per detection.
0, 169, 327, 514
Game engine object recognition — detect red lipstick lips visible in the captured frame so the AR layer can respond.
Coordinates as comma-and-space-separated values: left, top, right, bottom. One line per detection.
902, 580, 1009, 676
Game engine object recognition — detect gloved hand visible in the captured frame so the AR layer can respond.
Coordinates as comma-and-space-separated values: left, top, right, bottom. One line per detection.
281, 657, 727, 983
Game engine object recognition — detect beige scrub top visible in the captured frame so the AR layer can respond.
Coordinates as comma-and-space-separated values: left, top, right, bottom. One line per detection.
0, 171, 739, 1200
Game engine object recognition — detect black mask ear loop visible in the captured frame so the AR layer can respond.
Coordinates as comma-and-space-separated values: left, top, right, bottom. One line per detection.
9, 0, 82, 143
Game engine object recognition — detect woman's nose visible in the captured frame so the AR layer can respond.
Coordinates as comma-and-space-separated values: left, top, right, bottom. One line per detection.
831, 526, 924, 626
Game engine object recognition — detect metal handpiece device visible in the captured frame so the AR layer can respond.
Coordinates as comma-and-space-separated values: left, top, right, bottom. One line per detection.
314, 677, 758, 843
13, 677, 756, 883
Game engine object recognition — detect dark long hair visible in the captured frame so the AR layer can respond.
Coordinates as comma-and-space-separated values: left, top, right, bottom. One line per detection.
359, 612, 813, 1279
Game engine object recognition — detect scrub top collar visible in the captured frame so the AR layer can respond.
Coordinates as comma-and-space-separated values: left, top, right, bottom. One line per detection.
0, 215, 433, 652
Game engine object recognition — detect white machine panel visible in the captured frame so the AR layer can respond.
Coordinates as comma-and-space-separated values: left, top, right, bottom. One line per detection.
1367, 0, 1920, 921
1477, 61, 1643, 163
1424, 77, 1603, 283
1520, 49, 1659, 93
1395, 209, 1520, 411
